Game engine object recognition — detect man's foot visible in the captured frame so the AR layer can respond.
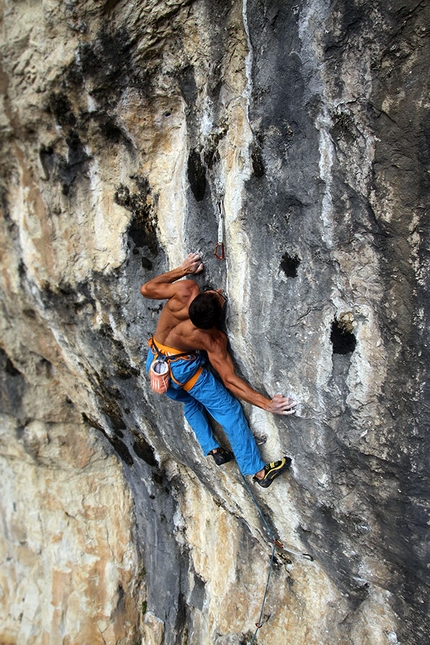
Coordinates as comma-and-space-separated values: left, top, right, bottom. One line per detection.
253, 457, 292, 488
210, 447, 234, 466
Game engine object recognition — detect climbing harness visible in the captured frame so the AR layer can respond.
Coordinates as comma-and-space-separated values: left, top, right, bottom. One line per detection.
147, 338, 203, 394
214, 200, 225, 260
240, 472, 313, 644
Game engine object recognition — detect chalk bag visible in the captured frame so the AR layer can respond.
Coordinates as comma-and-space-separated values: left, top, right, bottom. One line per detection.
149, 359, 170, 394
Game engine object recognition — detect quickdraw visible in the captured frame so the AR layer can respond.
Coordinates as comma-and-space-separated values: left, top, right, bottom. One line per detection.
272, 537, 313, 561
214, 201, 225, 260
255, 614, 271, 629
241, 472, 314, 563
214, 242, 225, 260
249, 543, 276, 645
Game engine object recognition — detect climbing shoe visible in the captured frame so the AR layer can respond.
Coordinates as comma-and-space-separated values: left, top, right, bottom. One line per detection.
253, 457, 292, 488
210, 447, 234, 466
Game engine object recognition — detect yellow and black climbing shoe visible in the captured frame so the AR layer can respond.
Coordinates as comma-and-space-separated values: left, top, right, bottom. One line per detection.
253, 457, 292, 488
210, 447, 234, 466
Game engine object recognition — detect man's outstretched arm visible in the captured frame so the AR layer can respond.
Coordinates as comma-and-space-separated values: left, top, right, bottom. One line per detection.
206, 333, 297, 416
140, 252, 203, 300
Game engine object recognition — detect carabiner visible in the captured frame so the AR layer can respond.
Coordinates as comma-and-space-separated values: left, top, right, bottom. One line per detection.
214, 242, 225, 260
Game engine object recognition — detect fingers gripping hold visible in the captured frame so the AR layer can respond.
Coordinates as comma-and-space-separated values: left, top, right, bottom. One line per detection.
270, 394, 297, 416
183, 252, 204, 275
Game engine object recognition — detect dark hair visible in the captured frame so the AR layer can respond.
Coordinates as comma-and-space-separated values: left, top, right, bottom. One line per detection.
189, 292, 225, 329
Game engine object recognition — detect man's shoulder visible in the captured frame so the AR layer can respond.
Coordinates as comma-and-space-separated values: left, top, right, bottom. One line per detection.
172, 279, 199, 299
197, 329, 227, 353
165, 280, 199, 311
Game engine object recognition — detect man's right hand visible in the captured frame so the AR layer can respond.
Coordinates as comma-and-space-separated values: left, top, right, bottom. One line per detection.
181, 252, 203, 275
267, 394, 297, 415
140, 252, 203, 300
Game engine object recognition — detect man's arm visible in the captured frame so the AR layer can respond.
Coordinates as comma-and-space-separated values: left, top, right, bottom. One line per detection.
140, 252, 203, 300
207, 333, 297, 416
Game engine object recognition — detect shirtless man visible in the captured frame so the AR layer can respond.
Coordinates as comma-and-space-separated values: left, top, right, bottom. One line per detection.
141, 252, 297, 488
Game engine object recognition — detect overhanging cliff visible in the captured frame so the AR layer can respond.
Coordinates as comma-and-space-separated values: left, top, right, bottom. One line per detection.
1, 1, 429, 644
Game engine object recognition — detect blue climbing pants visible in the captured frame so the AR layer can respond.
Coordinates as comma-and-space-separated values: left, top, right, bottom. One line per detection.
146, 346, 265, 476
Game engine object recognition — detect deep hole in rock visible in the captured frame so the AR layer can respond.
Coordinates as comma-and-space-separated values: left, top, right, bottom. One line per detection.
280, 252, 301, 277
39, 145, 55, 179
98, 117, 124, 143
251, 142, 265, 177
115, 177, 159, 253
187, 149, 206, 201
5, 357, 21, 377
133, 436, 158, 467
141, 256, 153, 270
48, 92, 76, 127
331, 320, 356, 355
110, 436, 134, 466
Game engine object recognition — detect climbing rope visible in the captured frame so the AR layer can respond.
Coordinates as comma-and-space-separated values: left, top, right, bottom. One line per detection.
240, 473, 313, 643
241, 473, 313, 561
249, 542, 276, 645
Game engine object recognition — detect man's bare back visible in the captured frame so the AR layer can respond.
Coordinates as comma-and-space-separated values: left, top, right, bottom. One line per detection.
141, 252, 296, 416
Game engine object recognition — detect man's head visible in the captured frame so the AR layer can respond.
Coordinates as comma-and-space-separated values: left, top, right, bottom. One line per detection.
188, 289, 227, 329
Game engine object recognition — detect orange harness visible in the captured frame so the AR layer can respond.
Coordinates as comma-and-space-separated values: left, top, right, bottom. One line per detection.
148, 338, 204, 392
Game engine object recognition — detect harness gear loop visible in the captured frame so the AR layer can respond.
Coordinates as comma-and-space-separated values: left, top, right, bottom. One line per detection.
214, 201, 225, 260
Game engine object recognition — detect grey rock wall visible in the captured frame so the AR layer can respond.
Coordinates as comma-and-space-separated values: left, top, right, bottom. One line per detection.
0, 0, 429, 644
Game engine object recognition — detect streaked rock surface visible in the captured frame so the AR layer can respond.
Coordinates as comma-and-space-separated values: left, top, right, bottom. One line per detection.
1, 0, 429, 643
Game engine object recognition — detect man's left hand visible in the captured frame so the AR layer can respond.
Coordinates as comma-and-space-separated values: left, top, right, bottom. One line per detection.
268, 394, 297, 415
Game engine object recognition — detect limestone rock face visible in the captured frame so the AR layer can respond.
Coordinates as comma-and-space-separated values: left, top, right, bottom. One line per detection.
0, 351, 142, 644
1, 1, 429, 644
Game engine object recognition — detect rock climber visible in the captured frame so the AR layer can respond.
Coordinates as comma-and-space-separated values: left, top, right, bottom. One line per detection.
140, 252, 297, 488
